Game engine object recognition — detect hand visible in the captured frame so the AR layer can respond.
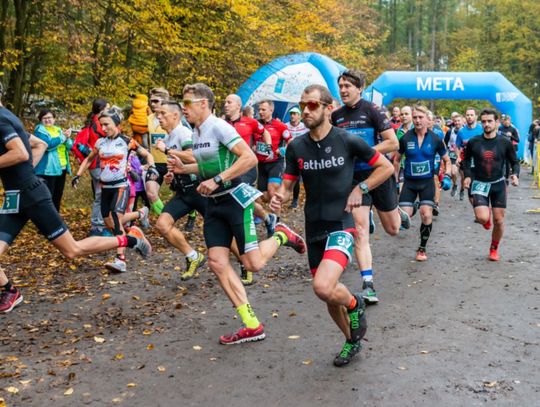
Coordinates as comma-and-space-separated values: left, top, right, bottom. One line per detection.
269, 192, 284, 213
164, 172, 174, 185
156, 139, 166, 153
510, 174, 519, 186
63, 128, 72, 139
197, 179, 219, 196
167, 155, 185, 174
463, 177, 471, 189
71, 175, 81, 188
345, 186, 363, 213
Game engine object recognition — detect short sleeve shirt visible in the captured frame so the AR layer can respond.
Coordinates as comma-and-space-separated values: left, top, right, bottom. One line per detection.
399, 129, 447, 180
95, 134, 140, 188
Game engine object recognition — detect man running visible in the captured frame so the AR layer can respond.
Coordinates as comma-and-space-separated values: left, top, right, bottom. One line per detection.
456, 108, 483, 201
0, 89, 150, 313
153, 101, 207, 280
170, 83, 306, 345
331, 69, 408, 304
462, 108, 519, 261
393, 105, 451, 261
270, 84, 394, 366
286, 106, 309, 209
444, 113, 464, 196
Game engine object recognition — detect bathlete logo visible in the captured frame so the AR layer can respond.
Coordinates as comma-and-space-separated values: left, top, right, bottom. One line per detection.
301, 156, 345, 170
417, 76, 464, 92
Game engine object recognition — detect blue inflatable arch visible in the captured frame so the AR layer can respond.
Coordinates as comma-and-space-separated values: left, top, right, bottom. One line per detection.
364, 71, 532, 158
237, 52, 346, 121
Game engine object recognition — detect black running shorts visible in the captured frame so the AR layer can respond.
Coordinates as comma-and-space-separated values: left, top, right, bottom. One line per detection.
353, 170, 398, 212
163, 189, 207, 221
101, 186, 129, 217
399, 177, 436, 207
472, 180, 507, 208
257, 160, 284, 192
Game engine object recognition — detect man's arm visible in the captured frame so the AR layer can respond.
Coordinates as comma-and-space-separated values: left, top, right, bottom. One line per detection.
393, 151, 402, 181
269, 179, 295, 213
375, 128, 399, 154
0, 137, 30, 169
29, 134, 47, 167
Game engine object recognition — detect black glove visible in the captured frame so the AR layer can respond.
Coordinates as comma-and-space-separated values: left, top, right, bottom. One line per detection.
145, 166, 159, 182
71, 175, 81, 188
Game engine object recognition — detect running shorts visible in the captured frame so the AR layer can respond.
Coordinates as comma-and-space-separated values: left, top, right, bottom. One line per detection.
257, 160, 284, 192
353, 170, 398, 212
399, 177, 436, 207
101, 186, 129, 217
471, 179, 507, 208
163, 189, 207, 221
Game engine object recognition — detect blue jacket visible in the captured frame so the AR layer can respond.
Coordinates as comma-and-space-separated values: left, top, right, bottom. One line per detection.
34, 123, 73, 176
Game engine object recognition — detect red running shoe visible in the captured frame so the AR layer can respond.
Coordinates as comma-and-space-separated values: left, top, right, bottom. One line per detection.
416, 249, 428, 262
489, 249, 500, 261
219, 324, 266, 345
127, 225, 152, 258
0, 289, 23, 313
274, 223, 306, 254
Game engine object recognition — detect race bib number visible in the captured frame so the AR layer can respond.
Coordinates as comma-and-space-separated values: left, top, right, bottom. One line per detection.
230, 183, 262, 208
324, 231, 354, 261
255, 142, 271, 156
411, 160, 431, 176
150, 133, 166, 146
471, 180, 491, 197
449, 151, 457, 160
0, 190, 20, 214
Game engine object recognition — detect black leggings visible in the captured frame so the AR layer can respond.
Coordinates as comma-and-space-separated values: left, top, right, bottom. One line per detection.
41, 170, 67, 211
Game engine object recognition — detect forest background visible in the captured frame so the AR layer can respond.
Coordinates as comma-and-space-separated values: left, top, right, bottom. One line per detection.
1, 0, 539, 124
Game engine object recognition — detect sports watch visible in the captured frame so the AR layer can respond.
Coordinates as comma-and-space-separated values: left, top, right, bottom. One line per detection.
359, 182, 369, 194
213, 174, 223, 185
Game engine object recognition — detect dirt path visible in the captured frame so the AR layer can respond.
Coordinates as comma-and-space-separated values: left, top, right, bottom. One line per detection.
1, 171, 539, 407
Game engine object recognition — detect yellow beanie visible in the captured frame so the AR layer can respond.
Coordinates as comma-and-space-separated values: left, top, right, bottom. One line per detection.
129, 94, 149, 133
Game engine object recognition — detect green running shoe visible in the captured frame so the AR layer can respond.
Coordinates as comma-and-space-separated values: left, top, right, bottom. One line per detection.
181, 252, 206, 281
333, 340, 362, 367
361, 281, 379, 304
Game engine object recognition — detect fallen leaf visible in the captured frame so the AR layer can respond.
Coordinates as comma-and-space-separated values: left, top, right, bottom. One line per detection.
398, 366, 407, 370
157, 366, 166, 372
127, 383, 137, 388
102, 293, 111, 300
19, 380, 32, 385
0, 397, 6, 407
64, 388, 74, 396
132, 295, 140, 301
420, 350, 429, 354
83, 324, 92, 329
272, 312, 279, 318
302, 359, 313, 365
146, 344, 154, 351
5, 386, 19, 394
94, 336, 105, 343
483, 381, 497, 388
142, 329, 153, 335
209, 357, 217, 361
288, 335, 300, 339
114, 354, 124, 360
193, 345, 202, 351
112, 398, 122, 403
263, 284, 270, 288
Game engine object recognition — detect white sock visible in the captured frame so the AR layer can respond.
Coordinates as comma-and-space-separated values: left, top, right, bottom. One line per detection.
186, 250, 198, 260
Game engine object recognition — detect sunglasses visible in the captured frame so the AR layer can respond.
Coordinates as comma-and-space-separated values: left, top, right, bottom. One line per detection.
180, 98, 206, 108
150, 99, 163, 104
299, 101, 328, 111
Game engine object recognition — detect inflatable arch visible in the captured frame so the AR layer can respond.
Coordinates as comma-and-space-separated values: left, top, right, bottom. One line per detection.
364, 71, 532, 158
237, 52, 346, 121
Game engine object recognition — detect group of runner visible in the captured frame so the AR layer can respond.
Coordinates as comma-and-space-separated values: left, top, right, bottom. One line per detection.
0, 70, 520, 367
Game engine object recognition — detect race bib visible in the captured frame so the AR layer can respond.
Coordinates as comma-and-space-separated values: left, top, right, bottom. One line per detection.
230, 183, 262, 208
150, 133, 166, 145
0, 190, 20, 214
255, 142, 271, 156
411, 160, 431, 176
449, 151, 458, 160
471, 180, 491, 197
324, 230, 354, 261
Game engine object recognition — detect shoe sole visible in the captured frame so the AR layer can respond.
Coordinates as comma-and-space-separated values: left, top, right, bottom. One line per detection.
334, 349, 361, 367
105, 264, 126, 273
362, 295, 379, 304
1, 294, 23, 313
219, 332, 266, 345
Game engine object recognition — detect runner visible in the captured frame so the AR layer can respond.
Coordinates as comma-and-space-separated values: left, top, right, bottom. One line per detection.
285, 106, 309, 209
444, 113, 464, 196
0, 91, 150, 313
270, 84, 394, 366
73, 108, 153, 273
456, 108, 483, 201
153, 101, 207, 280
331, 69, 409, 304
170, 83, 306, 345
393, 105, 451, 261
462, 108, 519, 261
395, 106, 413, 195
428, 111, 446, 216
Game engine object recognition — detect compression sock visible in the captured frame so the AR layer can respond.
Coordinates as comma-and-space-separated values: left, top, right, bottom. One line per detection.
419, 223, 433, 250
236, 303, 260, 329
117, 235, 138, 248
1, 281, 16, 293
151, 199, 164, 215
348, 295, 358, 311
490, 240, 500, 251
273, 231, 288, 246
117, 253, 126, 261
360, 269, 373, 282
186, 250, 198, 260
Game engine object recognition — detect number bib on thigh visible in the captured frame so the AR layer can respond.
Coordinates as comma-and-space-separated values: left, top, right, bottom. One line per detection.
324, 230, 354, 261
230, 183, 262, 208
449, 151, 457, 160
471, 180, 491, 197
0, 190, 20, 214
411, 160, 431, 177
255, 142, 271, 156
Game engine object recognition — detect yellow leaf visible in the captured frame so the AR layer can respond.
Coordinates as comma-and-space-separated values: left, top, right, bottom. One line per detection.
302, 359, 313, 365
146, 344, 154, 350
5, 386, 19, 394
192, 345, 202, 351
114, 354, 124, 360
272, 312, 279, 318
83, 324, 92, 329
127, 383, 137, 388
420, 350, 429, 354
19, 379, 32, 385
209, 357, 218, 361
132, 295, 140, 301
142, 329, 153, 335
0, 397, 6, 407
102, 294, 111, 300
94, 336, 105, 343
64, 388, 74, 396
288, 335, 300, 339
484, 381, 497, 388
157, 366, 166, 372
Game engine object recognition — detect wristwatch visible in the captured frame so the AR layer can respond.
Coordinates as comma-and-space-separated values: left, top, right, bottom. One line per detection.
164, 147, 171, 155
359, 182, 369, 194
213, 174, 223, 185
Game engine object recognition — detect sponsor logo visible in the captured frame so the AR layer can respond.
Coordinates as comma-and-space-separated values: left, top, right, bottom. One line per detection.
193, 142, 211, 149
300, 155, 345, 170
417, 76, 465, 92
325, 146, 332, 154
495, 92, 519, 102
407, 141, 416, 150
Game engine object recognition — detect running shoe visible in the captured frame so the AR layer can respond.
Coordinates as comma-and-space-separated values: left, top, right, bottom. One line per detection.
88, 227, 103, 237
185, 212, 196, 232
127, 226, 152, 258
488, 249, 500, 261
181, 252, 206, 281
138, 206, 150, 229
274, 223, 306, 254
240, 265, 254, 286
416, 248, 428, 262
333, 340, 362, 367
432, 203, 439, 217
219, 323, 265, 345
369, 209, 376, 234
105, 257, 127, 273
361, 281, 379, 304
450, 184, 457, 197
459, 189, 465, 201
0, 288, 23, 313
398, 207, 411, 230
347, 294, 368, 343
290, 199, 298, 209
101, 228, 114, 237
265, 213, 278, 238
